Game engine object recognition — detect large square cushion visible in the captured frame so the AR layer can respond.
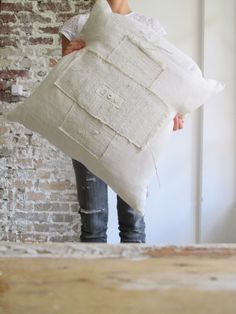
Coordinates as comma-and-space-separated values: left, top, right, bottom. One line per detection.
3, 0, 225, 215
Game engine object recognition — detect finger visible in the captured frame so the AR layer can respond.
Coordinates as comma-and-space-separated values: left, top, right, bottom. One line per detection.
176, 118, 184, 130
64, 49, 73, 55
67, 44, 84, 51
173, 118, 177, 130
78, 40, 86, 46
68, 44, 85, 51
63, 50, 71, 56
71, 39, 86, 44
64, 45, 84, 55
176, 117, 183, 130
173, 117, 179, 131
179, 120, 184, 129
176, 119, 180, 130
68, 41, 86, 47
68, 46, 84, 53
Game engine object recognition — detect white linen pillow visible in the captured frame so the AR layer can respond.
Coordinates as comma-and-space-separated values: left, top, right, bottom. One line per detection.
3, 0, 225, 215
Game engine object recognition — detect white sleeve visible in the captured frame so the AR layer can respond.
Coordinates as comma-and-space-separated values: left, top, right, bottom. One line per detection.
59, 13, 89, 41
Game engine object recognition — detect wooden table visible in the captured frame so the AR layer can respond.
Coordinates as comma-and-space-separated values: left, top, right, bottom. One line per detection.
0, 241, 236, 314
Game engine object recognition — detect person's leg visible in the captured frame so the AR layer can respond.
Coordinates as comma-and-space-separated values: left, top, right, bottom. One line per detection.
72, 158, 109, 243
117, 195, 146, 243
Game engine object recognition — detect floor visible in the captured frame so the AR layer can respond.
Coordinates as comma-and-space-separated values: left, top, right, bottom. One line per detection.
0, 241, 236, 314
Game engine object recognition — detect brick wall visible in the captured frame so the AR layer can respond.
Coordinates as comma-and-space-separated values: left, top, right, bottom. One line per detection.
0, 0, 95, 242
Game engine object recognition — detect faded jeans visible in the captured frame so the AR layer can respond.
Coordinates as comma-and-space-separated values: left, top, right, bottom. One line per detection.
72, 158, 146, 243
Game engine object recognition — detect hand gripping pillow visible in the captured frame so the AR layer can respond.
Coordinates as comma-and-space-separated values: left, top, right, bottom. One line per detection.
3, 0, 225, 215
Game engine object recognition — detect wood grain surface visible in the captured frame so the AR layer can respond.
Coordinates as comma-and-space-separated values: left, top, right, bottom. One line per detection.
0, 242, 236, 314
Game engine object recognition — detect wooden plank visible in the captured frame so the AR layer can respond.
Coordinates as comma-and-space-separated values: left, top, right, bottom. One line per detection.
0, 242, 236, 313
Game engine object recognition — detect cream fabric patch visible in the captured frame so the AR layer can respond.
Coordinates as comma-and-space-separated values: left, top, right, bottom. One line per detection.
3, 0, 225, 215
54, 49, 169, 152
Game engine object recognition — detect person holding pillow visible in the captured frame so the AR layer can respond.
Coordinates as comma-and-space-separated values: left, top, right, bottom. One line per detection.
59, 0, 184, 243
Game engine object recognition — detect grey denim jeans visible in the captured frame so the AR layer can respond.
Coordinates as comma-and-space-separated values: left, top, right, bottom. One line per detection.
72, 158, 146, 243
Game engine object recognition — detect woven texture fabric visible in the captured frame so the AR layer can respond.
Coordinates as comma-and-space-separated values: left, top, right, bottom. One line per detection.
4, 0, 225, 215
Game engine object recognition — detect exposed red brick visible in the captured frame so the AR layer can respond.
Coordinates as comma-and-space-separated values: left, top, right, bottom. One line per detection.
49, 234, 79, 242
0, 70, 29, 79
0, 126, 8, 135
15, 202, 34, 211
50, 192, 78, 202
34, 223, 67, 233
74, 1, 94, 12
0, 25, 20, 35
70, 203, 79, 213
17, 158, 33, 168
17, 12, 51, 24
0, 13, 17, 23
0, 91, 21, 102
36, 169, 51, 179
37, 1, 71, 12
20, 233, 48, 242
12, 180, 33, 189
28, 37, 53, 45
51, 213, 73, 223
0, 36, 17, 47
0, 80, 10, 91
39, 180, 72, 191
34, 203, 70, 212
0, 3, 33, 12
56, 13, 76, 22
0, 0, 91, 243
38, 26, 59, 34
26, 192, 47, 201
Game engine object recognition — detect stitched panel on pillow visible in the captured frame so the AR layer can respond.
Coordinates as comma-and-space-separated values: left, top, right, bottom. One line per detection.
106, 35, 165, 88
54, 50, 170, 150
58, 103, 116, 159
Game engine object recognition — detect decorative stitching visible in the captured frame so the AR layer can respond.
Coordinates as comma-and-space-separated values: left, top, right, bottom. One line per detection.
86, 49, 170, 109
54, 46, 172, 154
106, 34, 165, 88
95, 83, 124, 109
57, 103, 117, 160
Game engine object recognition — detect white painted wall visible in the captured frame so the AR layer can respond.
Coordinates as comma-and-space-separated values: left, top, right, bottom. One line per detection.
201, 0, 236, 243
107, 0, 236, 244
